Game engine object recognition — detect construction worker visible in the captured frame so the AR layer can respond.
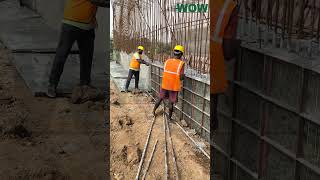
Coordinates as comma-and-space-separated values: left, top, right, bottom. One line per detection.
47, 0, 98, 98
153, 45, 185, 120
210, 1, 239, 177
210, 0, 239, 129
124, 46, 150, 92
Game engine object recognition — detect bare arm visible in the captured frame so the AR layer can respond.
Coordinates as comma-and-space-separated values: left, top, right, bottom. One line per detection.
136, 58, 150, 66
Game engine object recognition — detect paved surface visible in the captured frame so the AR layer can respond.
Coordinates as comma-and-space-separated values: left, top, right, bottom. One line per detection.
0, 0, 106, 95
12, 53, 106, 96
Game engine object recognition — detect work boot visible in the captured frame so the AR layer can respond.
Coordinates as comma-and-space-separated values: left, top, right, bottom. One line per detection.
47, 84, 57, 98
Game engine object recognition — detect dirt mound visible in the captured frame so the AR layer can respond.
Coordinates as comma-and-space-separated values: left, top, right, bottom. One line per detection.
0, 95, 31, 139
121, 145, 141, 165
71, 85, 104, 104
117, 115, 133, 128
3, 124, 31, 138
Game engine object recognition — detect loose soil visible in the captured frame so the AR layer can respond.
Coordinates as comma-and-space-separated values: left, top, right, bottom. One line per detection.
0, 48, 106, 180
110, 81, 210, 180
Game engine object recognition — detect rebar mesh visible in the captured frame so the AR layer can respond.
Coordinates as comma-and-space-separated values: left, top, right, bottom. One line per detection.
113, 0, 210, 74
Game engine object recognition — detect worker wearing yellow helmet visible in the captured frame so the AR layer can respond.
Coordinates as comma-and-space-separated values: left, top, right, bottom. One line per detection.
153, 45, 185, 120
124, 45, 150, 92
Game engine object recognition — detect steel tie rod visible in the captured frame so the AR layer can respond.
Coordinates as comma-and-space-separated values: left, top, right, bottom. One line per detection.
135, 116, 156, 180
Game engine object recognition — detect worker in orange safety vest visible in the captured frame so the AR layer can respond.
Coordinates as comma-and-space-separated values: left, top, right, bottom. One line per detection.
211, 0, 240, 125
124, 46, 150, 92
210, 0, 240, 177
153, 45, 185, 120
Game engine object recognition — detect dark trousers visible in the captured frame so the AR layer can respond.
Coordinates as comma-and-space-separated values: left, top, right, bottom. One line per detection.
125, 69, 140, 90
49, 23, 95, 87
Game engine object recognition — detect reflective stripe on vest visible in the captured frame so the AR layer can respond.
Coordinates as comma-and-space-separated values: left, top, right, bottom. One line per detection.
213, 0, 232, 43
163, 60, 183, 75
210, 0, 236, 94
129, 53, 141, 71
162, 59, 184, 91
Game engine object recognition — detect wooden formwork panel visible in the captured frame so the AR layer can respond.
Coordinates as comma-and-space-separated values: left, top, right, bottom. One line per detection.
212, 114, 232, 155
235, 86, 263, 131
265, 103, 300, 153
269, 58, 302, 109
262, 145, 295, 180
298, 165, 320, 180
238, 49, 265, 91
213, 150, 230, 180
214, 46, 320, 179
304, 71, 320, 119
232, 123, 260, 174
230, 163, 257, 180
303, 120, 320, 168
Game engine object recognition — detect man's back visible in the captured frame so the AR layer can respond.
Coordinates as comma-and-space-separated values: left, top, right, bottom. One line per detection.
63, 0, 97, 24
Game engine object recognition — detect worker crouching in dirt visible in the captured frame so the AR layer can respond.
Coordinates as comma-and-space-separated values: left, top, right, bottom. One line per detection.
153, 45, 185, 120
123, 46, 150, 92
47, 0, 98, 98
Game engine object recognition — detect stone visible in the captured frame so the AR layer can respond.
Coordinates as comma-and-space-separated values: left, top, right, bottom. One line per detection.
111, 97, 120, 106
196, 142, 206, 149
114, 173, 124, 180
181, 119, 188, 127
188, 129, 197, 136
117, 115, 133, 128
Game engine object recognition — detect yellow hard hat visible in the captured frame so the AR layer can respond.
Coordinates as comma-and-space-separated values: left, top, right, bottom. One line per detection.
138, 46, 144, 51
173, 45, 184, 54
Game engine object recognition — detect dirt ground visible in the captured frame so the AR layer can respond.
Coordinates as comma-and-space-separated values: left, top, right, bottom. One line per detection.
0, 48, 106, 180
110, 81, 210, 180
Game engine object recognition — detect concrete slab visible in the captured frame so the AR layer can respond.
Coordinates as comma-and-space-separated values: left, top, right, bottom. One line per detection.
0, 1, 40, 22
110, 61, 128, 78
0, 0, 79, 52
0, 17, 60, 51
11, 53, 106, 96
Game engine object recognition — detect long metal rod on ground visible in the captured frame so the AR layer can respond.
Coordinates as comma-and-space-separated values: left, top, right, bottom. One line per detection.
146, 91, 210, 159
163, 111, 169, 180
141, 140, 159, 180
135, 116, 156, 180
165, 114, 179, 180
175, 122, 210, 159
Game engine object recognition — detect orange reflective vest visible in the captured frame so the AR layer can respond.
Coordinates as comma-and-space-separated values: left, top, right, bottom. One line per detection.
162, 59, 185, 91
210, 0, 236, 94
64, 0, 97, 24
129, 52, 142, 71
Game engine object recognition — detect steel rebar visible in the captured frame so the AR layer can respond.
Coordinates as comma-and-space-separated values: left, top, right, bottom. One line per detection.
135, 116, 156, 180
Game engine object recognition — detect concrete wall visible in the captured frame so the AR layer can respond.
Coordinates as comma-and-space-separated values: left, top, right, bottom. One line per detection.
118, 51, 151, 90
